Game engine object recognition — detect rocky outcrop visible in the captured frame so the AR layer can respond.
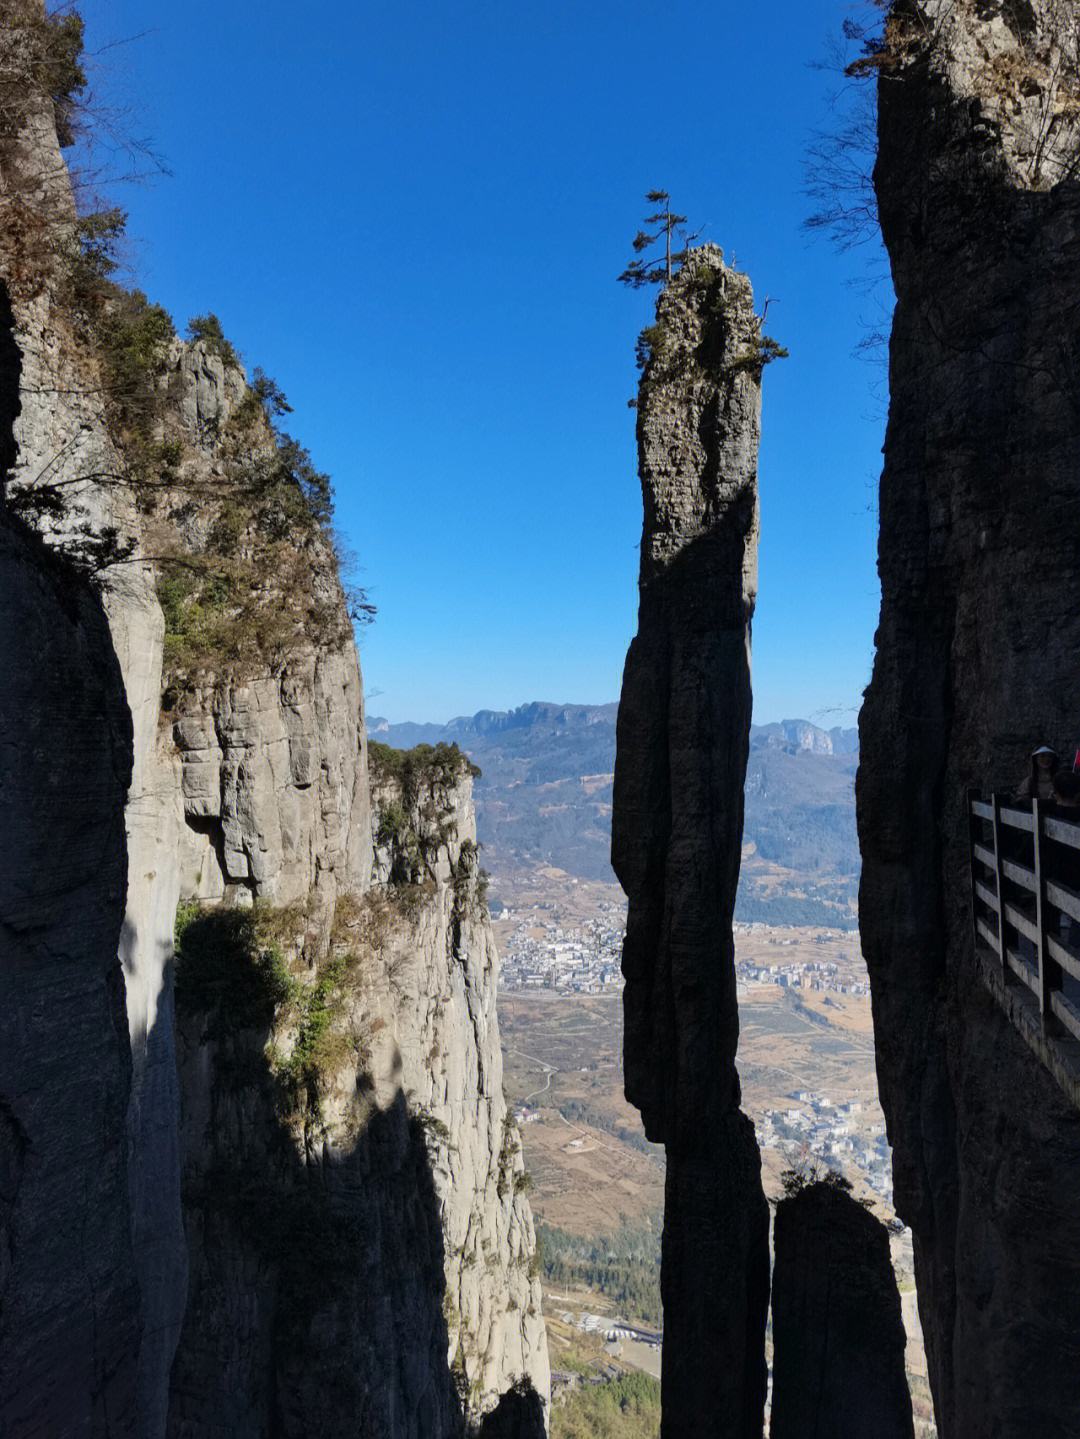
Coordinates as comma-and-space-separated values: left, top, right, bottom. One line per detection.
859, 2, 1080, 1435
368, 748, 548, 1429
0, 4, 547, 1433
169, 747, 547, 1437
770, 1180, 913, 1439
611, 248, 770, 1437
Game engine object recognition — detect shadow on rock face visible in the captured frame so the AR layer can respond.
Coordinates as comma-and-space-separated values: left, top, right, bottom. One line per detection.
474, 1379, 546, 1438
770, 1179, 912, 1439
0, 521, 141, 1431
0, 268, 142, 1434
166, 904, 540, 1439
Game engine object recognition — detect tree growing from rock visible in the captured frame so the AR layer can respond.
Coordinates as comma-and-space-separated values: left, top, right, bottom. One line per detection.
618, 189, 698, 287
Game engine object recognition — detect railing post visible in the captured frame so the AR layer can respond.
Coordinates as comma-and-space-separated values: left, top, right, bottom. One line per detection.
1032, 798, 1057, 1028
967, 787, 981, 958
991, 792, 1009, 981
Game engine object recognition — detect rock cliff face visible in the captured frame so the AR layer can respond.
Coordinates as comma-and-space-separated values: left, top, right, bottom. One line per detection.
0, 4, 547, 1433
860, 2, 1080, 1435
770, 1180, 913, 1439
611, 248, 770, 1437
367, 750, 548, 1428
0, 512, 140, 1437
169, 748, 547, 1438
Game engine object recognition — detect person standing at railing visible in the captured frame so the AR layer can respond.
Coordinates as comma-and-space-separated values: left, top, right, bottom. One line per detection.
1014, 745, 1060, 803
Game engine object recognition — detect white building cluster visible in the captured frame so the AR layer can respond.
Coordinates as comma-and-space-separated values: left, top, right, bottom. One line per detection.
757, 1092, 892, 1201
735, 954, 870, 998
499, 906, 625, 993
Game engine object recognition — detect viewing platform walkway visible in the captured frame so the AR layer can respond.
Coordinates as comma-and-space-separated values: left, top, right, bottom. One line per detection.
968, 792, 1080, 1107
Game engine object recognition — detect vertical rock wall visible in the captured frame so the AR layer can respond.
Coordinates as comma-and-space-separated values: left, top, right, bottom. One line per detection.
168, 751, 548, 1437
368, 753, 549, 1432
611, 248, 770, 1437
0, 515, 139, 1437
860, 2, 1080, 1434
770, 1181, 913, 1439
0, 8, 142, 1432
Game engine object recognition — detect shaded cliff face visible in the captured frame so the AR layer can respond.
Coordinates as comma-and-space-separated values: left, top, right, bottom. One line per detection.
0, 9, 140, 1433
0, 515, 138, 1436
611, 248, 769, 1437
860, 2, 1080, 1434
170, 751, 547, 1437
770, 1180, 913, 1439
368, 749, 549, 1430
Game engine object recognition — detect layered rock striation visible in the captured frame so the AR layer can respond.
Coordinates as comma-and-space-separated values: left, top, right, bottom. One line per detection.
611, 248, 770, 1437
770, 1179, 913, 1439
860, 2, 1080, 1434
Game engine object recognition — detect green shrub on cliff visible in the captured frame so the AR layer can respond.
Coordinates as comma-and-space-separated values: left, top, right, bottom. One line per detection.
368, 740, 480, 793
34, 9, 87, 148
272, 954, 354, 1116
174, 899, 368, 1128
174, 902, 295, 1032
187, 312, 240, 368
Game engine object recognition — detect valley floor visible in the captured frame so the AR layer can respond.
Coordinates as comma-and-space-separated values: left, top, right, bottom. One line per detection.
495, 877, 936, 1437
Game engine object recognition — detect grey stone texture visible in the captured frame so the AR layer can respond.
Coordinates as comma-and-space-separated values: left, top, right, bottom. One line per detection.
0, 4, 548, 1432
860, 2, 1080, 1435
770, 1181, 913, 1439
368, 763, 549, 1428
0, 514, 140, 1438
169, 760, 547, 1438
611, 249, 770, 1438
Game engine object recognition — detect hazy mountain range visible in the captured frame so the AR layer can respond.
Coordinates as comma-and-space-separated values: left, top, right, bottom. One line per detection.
368, 703, 859, 928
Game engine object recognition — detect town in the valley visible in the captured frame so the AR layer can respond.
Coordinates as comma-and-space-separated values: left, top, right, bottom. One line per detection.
492, 871, 934, 1433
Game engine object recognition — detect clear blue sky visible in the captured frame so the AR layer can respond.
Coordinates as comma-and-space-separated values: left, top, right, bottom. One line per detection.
77, 0, 886, 727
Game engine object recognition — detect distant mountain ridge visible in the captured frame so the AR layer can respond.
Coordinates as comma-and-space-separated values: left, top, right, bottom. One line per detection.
369, 702, 855, 755
368, 703, 859, 927
368, 701, 620, 747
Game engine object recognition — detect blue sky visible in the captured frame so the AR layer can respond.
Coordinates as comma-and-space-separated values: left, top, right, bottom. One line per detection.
77, 0, 887, 727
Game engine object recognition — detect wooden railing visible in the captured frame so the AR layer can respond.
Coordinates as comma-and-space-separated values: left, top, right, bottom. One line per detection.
968, 791, 1080, 1050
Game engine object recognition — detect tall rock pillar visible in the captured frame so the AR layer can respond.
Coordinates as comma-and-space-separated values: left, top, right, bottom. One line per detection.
859, 2, 1080, 1434
612, 247, 770, 1438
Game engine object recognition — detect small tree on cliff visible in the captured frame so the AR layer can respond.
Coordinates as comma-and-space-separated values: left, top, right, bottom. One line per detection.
617, 190, 699, 288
